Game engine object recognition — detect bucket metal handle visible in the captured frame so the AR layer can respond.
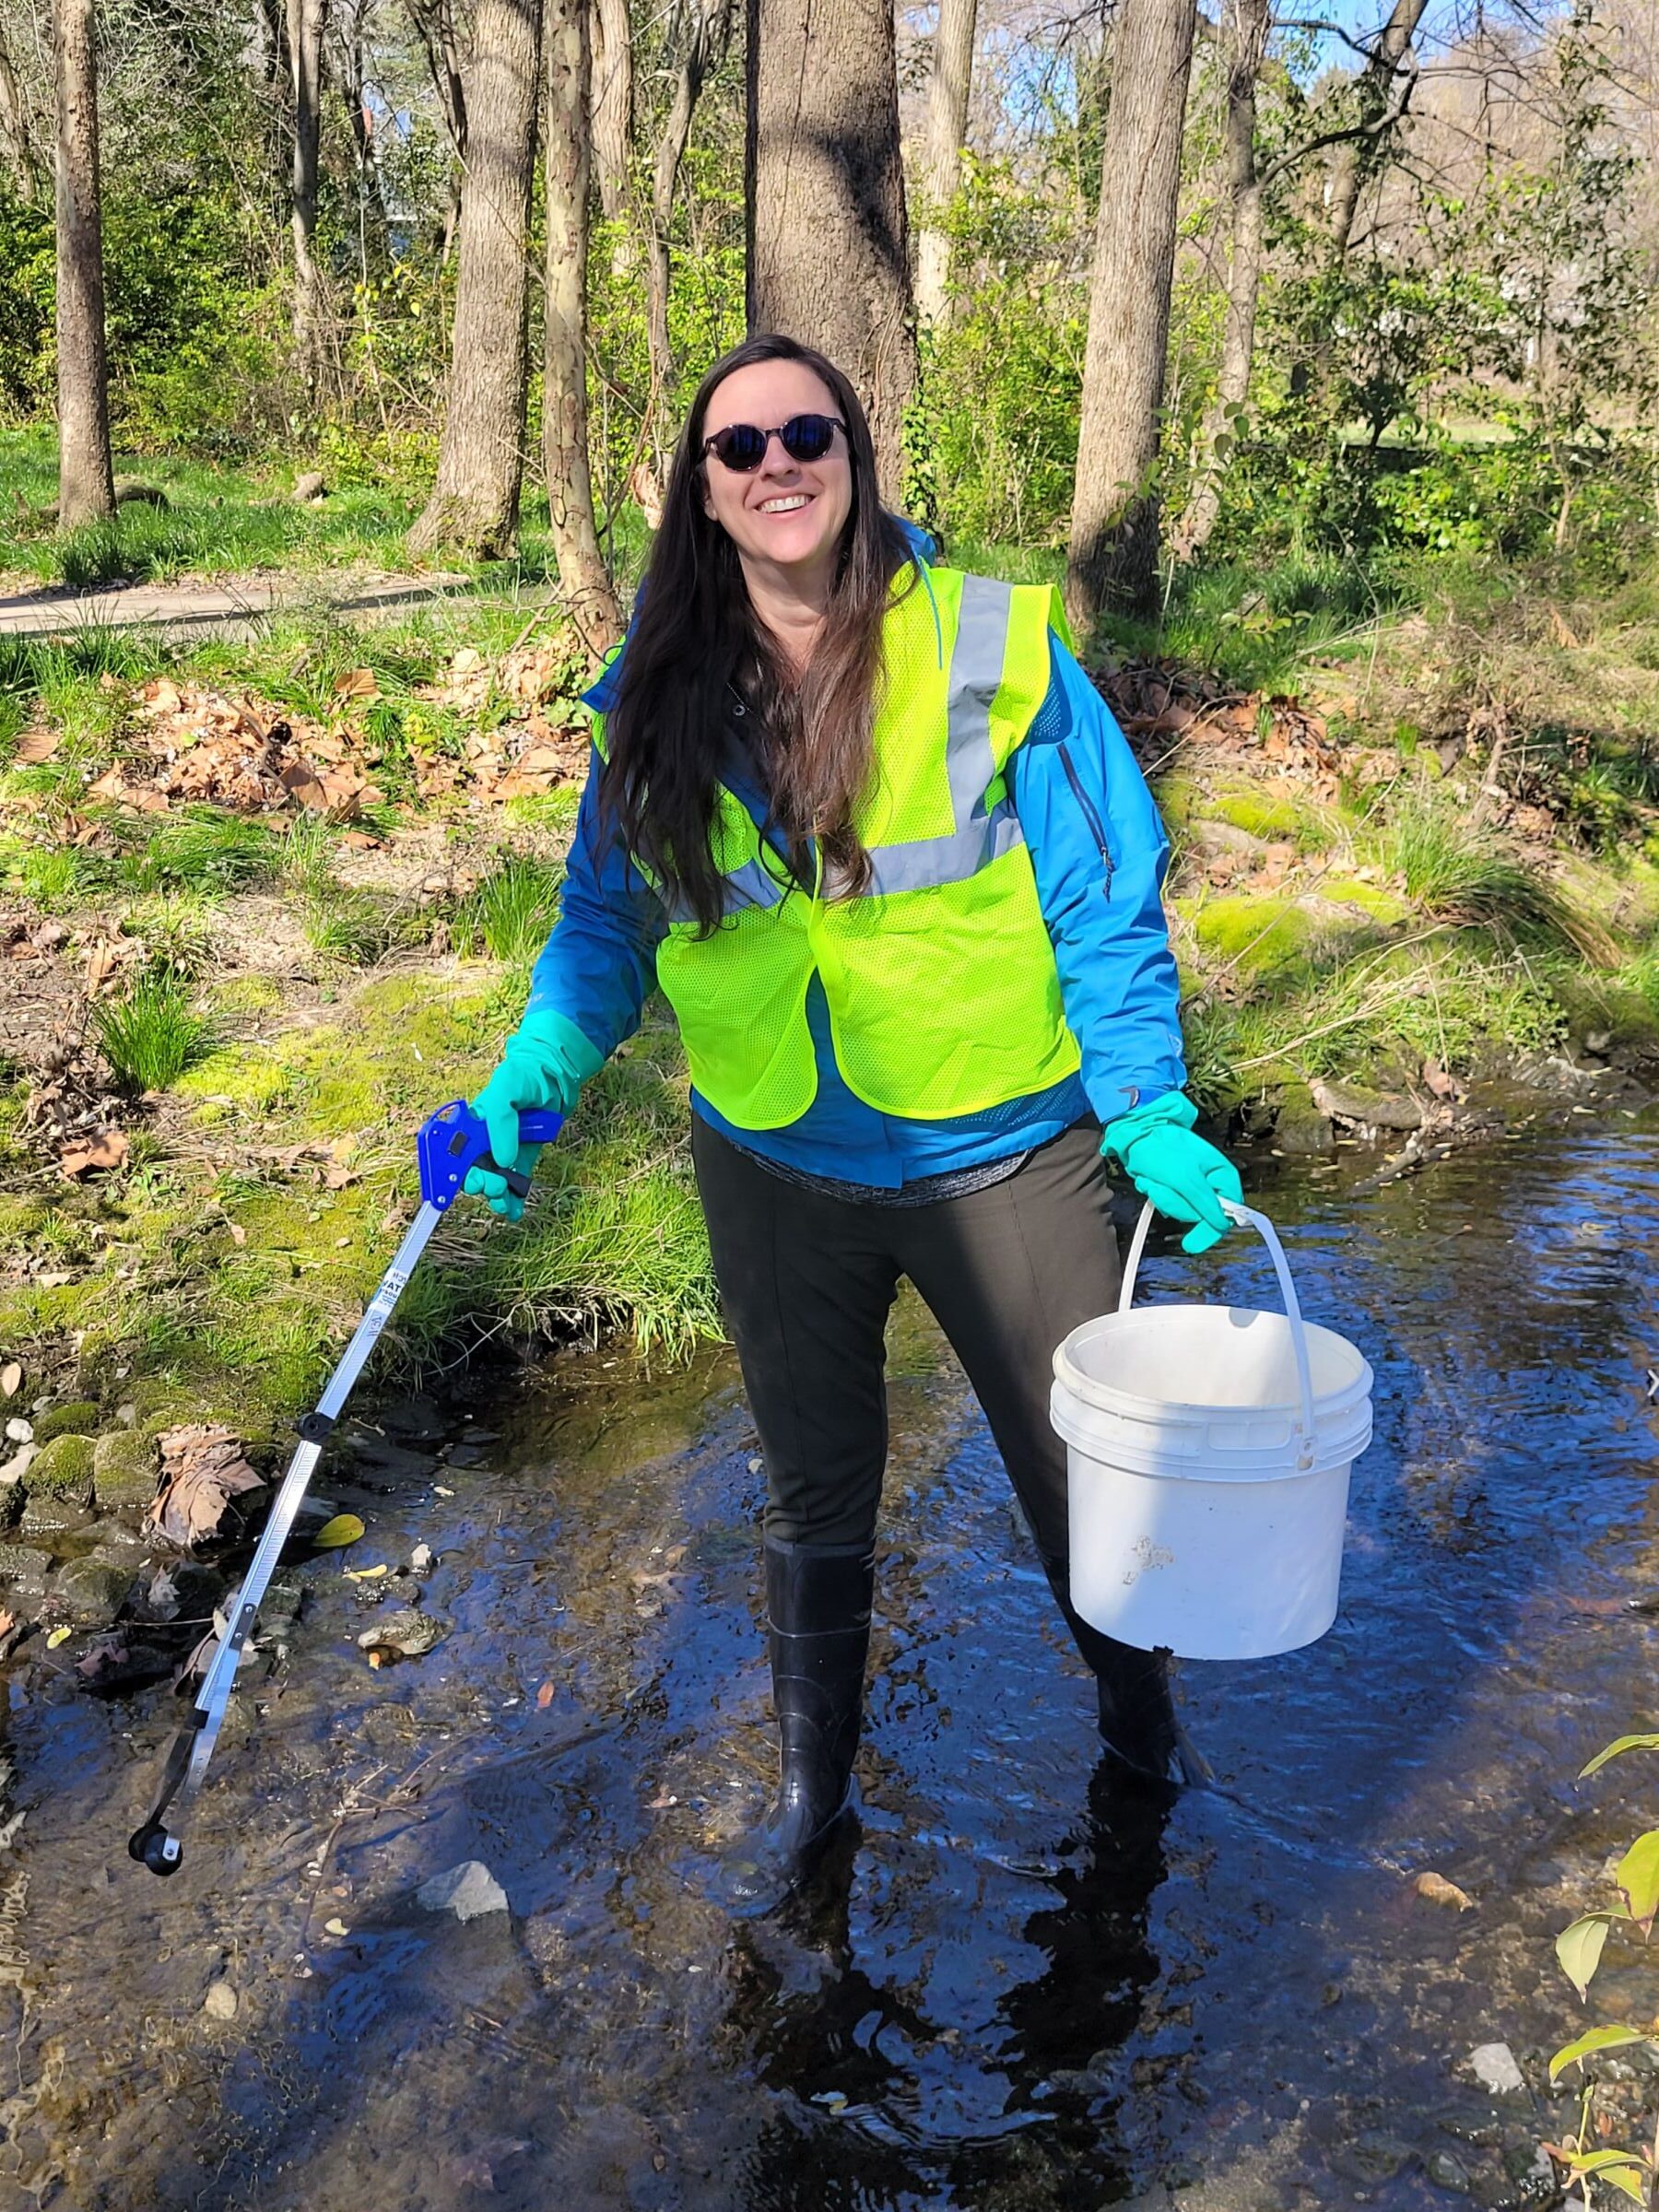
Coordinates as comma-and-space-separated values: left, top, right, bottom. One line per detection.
1119, 1198, 1318, 1469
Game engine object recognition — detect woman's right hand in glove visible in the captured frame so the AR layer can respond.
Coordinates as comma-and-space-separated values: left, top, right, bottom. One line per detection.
465, 1009, 604, 1219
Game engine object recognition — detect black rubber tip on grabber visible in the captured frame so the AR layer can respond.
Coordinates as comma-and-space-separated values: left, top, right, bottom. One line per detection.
129, 1819, 183, 1877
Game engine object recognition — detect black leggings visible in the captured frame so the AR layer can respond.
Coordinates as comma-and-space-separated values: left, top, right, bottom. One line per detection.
690, 1117, 1123, 1560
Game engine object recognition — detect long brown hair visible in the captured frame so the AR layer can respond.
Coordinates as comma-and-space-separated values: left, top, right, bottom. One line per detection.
600, 334, 912, 933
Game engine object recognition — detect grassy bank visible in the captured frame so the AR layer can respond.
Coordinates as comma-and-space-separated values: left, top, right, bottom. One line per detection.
4, 475, 1659, 1447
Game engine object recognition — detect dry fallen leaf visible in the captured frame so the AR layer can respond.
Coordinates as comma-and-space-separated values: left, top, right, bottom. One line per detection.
0, 1364, 19, 1399
1414, 1870, 1477, 1912
344, 1562, 387, 1582
324, 1917, 350, 1936
334, 666, 380, 702
13, 729, 61, 764
59, 1128, 129, 1180
148, 1424, 265, 1547
535, 1681, 555, 1710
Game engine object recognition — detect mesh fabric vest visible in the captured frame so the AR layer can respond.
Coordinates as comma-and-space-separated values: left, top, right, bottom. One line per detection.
601, 564, 1082, 1130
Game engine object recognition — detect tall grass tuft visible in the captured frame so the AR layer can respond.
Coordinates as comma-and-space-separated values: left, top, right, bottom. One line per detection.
1371, 793, 1618, 965
92, 967, 218, 1091
456, 852, 564, 965
118, 809, 279, 894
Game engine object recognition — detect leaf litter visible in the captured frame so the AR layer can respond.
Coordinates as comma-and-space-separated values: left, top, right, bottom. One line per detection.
148, 1425, 265, 1547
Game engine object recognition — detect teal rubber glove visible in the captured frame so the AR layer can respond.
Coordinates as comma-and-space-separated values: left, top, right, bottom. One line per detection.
1102, 1092, 1242, 1257
464, 1008, 605, 1220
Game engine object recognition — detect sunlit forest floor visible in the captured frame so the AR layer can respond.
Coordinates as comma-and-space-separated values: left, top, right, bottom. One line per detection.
5, 432, 1659, 1442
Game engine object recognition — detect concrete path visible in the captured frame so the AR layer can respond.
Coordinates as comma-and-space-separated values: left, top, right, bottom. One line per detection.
0, 569, 476, 641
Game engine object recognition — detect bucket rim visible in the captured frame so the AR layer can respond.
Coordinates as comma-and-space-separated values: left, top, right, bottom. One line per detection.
1053, 1305, 1374, 1426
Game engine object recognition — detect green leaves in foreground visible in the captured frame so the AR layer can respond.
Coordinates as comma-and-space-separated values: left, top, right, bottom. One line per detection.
1581, 1733, 1659, 1780
1554, 1911, 1625, 2001
1548, 2024, 1655, 2083
1618, 1830, 1659, 1933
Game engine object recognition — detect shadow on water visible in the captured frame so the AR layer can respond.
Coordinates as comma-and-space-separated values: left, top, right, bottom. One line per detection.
6, 1125, 1659, 2207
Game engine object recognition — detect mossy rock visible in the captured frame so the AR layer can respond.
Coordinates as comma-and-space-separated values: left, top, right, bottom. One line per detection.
1186, 893, 1314, 977
27, 1432, 96, 1503
1322, 878, 1413, 928
34, 1400, 101, 1446
93, 1426, 160, 1512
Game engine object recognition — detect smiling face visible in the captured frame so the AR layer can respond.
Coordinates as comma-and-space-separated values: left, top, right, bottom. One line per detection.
699, 359, 854, 600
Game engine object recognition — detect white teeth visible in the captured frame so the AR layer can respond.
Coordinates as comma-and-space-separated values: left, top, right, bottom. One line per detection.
758, 495, 811, 513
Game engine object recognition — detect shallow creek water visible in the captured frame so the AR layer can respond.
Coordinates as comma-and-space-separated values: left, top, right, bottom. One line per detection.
6, 1127, 1659, 2210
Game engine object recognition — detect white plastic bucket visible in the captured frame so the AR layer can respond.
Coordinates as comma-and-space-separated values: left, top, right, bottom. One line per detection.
1050, 1199, 1373, 1661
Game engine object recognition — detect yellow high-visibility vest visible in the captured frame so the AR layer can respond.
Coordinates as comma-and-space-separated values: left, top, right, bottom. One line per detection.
597, 563, 1081, 1129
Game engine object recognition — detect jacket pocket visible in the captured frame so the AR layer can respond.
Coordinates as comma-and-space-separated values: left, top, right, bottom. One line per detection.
1057, 741, 1115, 898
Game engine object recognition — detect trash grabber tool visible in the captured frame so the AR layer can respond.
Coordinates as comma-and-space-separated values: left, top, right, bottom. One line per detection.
127, 1098, 564, 1877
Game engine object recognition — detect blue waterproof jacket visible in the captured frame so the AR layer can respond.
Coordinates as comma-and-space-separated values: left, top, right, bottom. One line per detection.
525, 535, 1186, 1187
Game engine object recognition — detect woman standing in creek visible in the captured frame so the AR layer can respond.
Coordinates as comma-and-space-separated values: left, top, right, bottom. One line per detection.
465, 333, 1242, 1909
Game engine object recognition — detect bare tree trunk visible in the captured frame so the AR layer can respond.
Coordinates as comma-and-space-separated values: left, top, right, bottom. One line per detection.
914, 0, 978, 328
406, 0, 466, 259
545, 0, 623, 647
53, 0, 113, 531
645, 0, 730, 464
590, 0, 633, 218
1326, 0, 1426, 260
0, 18, 41, 197
1066, 0, 1197, 628
747, 0, 917, 492
288, 0, 329, 391
409, 0, 543, 559
1173, 0, 1269, 560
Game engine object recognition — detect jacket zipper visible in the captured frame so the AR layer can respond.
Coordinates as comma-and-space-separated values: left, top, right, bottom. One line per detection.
1057, 741, 1114, 897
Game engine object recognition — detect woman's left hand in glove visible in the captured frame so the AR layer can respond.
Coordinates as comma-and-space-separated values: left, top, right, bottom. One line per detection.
1101, 1093, 1242, 1256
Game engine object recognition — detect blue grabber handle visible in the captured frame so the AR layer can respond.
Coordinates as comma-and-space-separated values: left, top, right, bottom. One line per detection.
416, 1099, 565, 1211
126, 1098, 565, 1880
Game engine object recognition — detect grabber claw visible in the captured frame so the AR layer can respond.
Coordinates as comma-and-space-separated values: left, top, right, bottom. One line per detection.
128, 1819, 182, 1877
129, 1099, 564, 1877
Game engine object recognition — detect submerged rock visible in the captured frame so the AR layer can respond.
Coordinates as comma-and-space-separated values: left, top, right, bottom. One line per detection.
358, 1606, 445, 1661
1467, 2042, 1527, 2097
416, 1860, 508, 1923
20, 1493, 94, 1540
50, 1557, 135, 1625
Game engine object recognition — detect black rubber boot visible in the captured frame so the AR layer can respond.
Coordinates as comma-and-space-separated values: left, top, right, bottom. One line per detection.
717, 1537, 875, 1914
1039, 1548, 1208, 1788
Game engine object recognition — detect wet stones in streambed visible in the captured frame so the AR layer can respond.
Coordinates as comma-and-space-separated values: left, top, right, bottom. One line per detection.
416, 1859, 509, 1922
336, 1425, 440, 1485
19, 1492, 94, 1542
374, 1394, 448, 1443
133, 1559, 226, 1625
48, 1555, 137, 1626
358, 1606, 446, 1663
0, 1542, 52, 1604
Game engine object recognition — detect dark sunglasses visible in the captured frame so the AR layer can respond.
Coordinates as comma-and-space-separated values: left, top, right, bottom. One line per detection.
700, 414, 846, 472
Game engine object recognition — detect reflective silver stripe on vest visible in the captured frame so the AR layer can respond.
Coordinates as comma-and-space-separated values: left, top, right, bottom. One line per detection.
864, 794, 1026, 896
946, 573, 1014, 831
682, 573, 1024, 920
